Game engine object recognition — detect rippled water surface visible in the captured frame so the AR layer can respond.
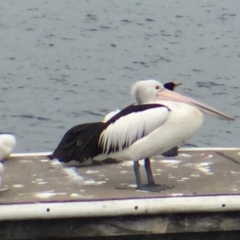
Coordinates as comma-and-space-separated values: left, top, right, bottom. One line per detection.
0, 0, 239, 152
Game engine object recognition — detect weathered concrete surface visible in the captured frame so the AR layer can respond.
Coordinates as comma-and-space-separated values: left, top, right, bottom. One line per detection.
1, 149, 240, 203
1, 149, 240, 239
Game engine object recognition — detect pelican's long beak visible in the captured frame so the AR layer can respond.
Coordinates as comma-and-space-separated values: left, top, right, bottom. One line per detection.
157, 89, 235, 120
174, 82, 182, 88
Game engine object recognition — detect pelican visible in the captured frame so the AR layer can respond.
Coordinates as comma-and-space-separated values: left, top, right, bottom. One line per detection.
49, 80, 234, 191
48, 82, 181, 166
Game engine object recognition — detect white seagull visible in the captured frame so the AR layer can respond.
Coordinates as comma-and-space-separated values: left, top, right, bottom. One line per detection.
0, 133, 16, 161
0, 133, 16, 192
49, 80, 234, 191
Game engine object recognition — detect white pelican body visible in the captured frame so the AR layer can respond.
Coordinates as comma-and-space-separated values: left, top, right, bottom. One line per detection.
95, 101, 203, 161
0, 134, 16, 161
103, 109, 120, 122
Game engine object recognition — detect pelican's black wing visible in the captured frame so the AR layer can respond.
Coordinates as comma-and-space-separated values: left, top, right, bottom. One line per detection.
47, 122, 104, 163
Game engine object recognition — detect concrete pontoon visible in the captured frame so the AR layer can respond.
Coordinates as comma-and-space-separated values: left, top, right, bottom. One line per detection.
1, 148, 240, 239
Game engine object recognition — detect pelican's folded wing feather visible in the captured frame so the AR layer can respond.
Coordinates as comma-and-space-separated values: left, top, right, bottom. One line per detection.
99, 104, 170, 155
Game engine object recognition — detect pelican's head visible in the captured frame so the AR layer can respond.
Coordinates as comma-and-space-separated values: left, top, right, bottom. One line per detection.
130, 80, 182, 104
131, 80, 164, 104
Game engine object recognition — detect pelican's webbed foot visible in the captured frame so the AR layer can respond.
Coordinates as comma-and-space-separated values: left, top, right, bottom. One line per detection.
134, 159, 173, 192
136, 183, 172, 192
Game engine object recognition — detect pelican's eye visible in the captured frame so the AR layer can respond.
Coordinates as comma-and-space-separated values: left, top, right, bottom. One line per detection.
155, 85, 160, 90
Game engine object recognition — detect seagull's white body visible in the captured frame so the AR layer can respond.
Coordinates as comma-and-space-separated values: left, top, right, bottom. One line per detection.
0, 162, 4, 188
0, 134, 16, 190
0, 134, 16, 161
95, 101, 203, 161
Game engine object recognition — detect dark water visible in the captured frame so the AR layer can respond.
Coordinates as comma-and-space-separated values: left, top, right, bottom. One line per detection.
0, 0, 239, 152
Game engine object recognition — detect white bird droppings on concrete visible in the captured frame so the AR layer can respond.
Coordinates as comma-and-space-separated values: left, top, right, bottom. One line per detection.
19, 160, 32, 163
85, 170, 100, 174
70, 193, 82, 197
84, 179, 106, 185
191, 174, 200, 177
12, 184, 24, 188
160, 160, 181, 164
170, 193, 184, 196
35, 191, 67, 199
179, 153, 191, 158
231, 171, 240, 174
186, 162, 213, 174
37, 182, 47, 185
40, 159, 49, 162
63, 167, 83, 181
51, 160, 62, 166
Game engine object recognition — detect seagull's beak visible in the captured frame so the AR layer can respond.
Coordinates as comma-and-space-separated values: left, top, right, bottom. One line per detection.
156, 89, 235, 121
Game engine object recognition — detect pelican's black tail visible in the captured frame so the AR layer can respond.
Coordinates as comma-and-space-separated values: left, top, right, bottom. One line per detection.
47, 122, 104, 163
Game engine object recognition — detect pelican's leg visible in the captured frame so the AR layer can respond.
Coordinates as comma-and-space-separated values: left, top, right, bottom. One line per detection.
134, 158, 173, 192
144, 158, 155, 184
133, 161, 142, 187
